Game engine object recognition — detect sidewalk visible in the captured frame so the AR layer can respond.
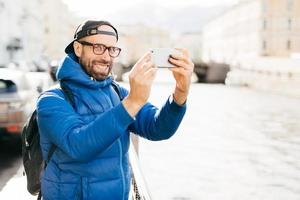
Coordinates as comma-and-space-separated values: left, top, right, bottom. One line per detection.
0, 165, 35, 200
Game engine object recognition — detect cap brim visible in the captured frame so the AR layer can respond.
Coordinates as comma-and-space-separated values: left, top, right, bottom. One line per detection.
65, 40, 75, 54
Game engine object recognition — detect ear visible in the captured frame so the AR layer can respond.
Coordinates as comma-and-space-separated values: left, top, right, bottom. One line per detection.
73, 41, 82, 57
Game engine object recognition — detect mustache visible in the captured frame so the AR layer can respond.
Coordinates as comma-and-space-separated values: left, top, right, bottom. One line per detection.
92, 60, 112, 65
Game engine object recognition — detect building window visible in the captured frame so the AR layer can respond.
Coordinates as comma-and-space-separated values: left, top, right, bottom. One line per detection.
0, 2, 4, 9
288, 18, 292, 30
263, 19, 267, 30
287, 40, 291, 50
262, 0, 268, 12
263, 40, 267, 50
287, 0, 293, 11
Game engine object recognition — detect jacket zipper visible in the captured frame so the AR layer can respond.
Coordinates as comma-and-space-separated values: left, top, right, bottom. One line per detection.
118, 139, 125, 200
102, 85, 125, 198
79, 177, 83, 200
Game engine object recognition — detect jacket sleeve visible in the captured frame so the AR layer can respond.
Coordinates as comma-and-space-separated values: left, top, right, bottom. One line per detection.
118, 86, 187, 141
36, 90, 134, 162
129, 96, 187, 141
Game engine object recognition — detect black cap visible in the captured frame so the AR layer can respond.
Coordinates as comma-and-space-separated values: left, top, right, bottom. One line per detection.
65, 20, 119, 54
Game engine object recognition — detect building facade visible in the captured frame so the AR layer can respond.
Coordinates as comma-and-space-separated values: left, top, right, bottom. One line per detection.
174, 32, 202, 63
202, 0, 300, 64
0, 0, 26, 65
0, 0, 77, 66
41, 1, 79, 61
117, 24, 172, 66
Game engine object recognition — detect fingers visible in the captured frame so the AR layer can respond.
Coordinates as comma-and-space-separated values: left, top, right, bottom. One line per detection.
170, 54, 190, 64
129, 54, 156, 84
168, 67, 193, 80
168, 57, 194, 71
168, 66, 188, 74
139, 62, 157, 82
130, 51, 153, 77
144, 67, 157, 82
141, 61, 155, 72
170, 48, 191, 62
175, 48, 190, 57
134, 51, 152, 69
169, 48, 194, 70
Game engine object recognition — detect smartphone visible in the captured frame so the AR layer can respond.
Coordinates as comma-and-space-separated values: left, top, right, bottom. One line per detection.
150, 48, 180, 68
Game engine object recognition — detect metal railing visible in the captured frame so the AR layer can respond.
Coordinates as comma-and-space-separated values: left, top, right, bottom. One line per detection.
129, 138, 152, 200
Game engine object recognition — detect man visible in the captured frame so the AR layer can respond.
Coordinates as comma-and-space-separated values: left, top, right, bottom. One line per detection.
37, 20, 194, 200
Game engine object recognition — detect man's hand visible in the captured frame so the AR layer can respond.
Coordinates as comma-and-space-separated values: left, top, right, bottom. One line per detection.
123, 52, 157, 117
168, 48, 194, 105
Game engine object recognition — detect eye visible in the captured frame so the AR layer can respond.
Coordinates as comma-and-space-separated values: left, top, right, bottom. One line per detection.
95, 44, 105, 51
111, 47, 117, 52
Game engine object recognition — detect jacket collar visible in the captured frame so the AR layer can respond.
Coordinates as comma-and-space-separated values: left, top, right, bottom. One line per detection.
56, 53, 113, 89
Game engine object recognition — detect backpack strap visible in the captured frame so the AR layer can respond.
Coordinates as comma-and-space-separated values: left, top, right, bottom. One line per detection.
46, 145, 56, 164
45, 85, 75, 165
60, 82, 75, 107
111, 80, 124, 101
37, 191, 42, 200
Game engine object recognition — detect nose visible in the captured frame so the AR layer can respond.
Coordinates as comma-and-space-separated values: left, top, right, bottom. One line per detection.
101, 49, 111, 61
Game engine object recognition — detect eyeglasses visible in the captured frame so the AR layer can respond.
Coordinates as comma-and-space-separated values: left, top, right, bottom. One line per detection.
77, 41, 121, 58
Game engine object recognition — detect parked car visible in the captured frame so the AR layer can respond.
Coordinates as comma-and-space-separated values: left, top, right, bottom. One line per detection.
0, 68, 38, 138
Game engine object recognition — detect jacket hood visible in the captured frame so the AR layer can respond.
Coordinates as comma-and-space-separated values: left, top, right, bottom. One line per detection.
56, 53, 113, 89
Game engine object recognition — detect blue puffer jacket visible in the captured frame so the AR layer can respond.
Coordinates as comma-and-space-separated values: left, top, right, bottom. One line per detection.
36, 53, 186, 200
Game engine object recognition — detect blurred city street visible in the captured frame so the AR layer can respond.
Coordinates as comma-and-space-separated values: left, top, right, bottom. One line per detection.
0, 79, 300, 199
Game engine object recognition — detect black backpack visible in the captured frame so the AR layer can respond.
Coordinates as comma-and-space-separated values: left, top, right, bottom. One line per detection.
21, 86, 74, 199
21, 82, 123, 199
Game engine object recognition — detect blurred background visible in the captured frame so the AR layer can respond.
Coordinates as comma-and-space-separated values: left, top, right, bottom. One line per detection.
0, 0, 300, 199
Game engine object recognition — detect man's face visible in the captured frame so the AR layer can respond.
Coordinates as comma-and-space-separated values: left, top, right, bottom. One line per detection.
74, 25, 118, 81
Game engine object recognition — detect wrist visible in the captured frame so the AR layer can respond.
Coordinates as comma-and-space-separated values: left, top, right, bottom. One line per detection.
173, 89, 188, 105
122, 96, 144, 117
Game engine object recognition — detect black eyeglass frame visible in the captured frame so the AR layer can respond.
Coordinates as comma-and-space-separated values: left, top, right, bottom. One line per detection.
76, 41, 121, 57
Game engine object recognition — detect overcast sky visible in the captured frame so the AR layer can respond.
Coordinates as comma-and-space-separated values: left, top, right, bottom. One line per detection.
62, 0, 239, 33
63, 0, 239, 18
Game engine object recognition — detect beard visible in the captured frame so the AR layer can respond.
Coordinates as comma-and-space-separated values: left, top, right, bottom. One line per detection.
80, 58, 113, 81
